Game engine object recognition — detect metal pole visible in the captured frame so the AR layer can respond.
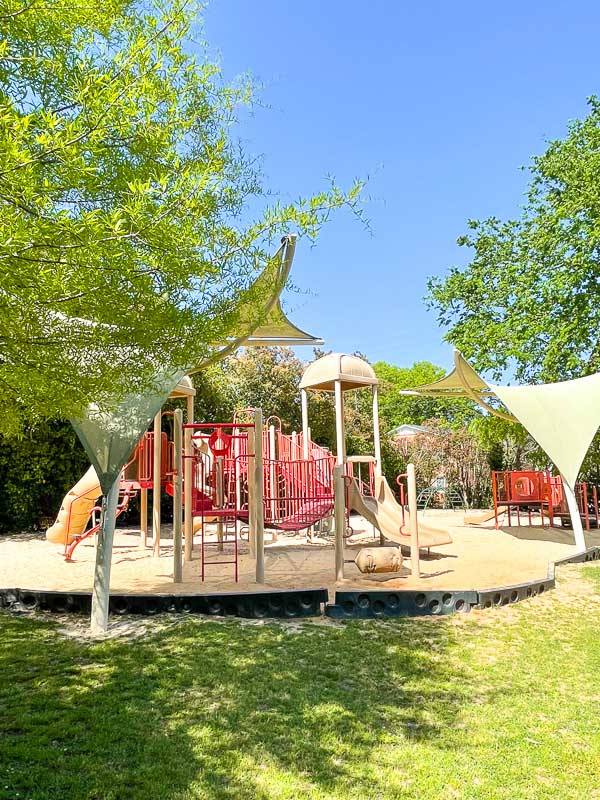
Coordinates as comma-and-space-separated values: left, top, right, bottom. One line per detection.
184, 395, 193, 561
407, 463, 420, 577
90, 476, 120, 634
269, 424, 278, 541
562, 475, 586, 552
255, 409, 265, 583
139, 487, 148, 548
301, 388, 309, 459
248, 426, 256, 557
173, 409, 183, 583
216, 457, 224, 552
334, 380, 346, 466
152, 411, 162, 557
372, 385, 382, 477
334, 464, 345, 581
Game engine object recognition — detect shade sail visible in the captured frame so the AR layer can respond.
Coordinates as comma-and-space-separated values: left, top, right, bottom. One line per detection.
402, 349, 600, 489
72, 369, 185, 495
219, 234, 323, 349
491, 374, 600, 489
72, 235, 322, 492
400, 351, 514, 421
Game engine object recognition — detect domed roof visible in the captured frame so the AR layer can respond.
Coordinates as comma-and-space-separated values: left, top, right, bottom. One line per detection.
169, 374, 196, 398
300, 353, 378, 392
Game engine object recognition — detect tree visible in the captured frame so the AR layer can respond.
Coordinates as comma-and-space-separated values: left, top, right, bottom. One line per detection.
0, 0, 362, 434
405, 421, 491, 507
428, 97, 600, 384
373, 360, 476, 430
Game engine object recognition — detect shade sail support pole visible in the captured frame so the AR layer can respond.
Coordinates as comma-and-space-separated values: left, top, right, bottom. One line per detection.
562, 476, 586, 552
90, 476, 120, 634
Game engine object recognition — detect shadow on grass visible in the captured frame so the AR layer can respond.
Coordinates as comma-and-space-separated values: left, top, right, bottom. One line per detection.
0, 611, 472, 800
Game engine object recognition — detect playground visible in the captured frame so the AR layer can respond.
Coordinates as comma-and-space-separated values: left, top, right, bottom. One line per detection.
3, 509, 599, 596
4, 337, 600, 622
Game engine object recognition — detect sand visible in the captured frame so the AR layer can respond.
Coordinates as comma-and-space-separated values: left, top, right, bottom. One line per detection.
1, 510, 599, 600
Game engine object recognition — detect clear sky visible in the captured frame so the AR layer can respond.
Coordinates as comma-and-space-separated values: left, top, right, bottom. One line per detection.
203, 0, 600, 372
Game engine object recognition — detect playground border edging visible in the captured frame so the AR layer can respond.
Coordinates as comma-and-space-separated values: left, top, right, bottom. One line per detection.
0, 587, 328, 620
1, 546, 599, 621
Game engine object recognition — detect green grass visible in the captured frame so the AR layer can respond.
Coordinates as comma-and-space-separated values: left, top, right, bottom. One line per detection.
2, 567, 600, 800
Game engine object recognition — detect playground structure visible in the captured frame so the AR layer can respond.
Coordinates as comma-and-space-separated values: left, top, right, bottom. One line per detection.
3, 232, 596, 630
463, 470, 599, 531
47, 353, 453, 590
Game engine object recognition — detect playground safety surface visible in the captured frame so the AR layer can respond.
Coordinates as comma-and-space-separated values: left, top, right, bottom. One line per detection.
2, 510, 600, 600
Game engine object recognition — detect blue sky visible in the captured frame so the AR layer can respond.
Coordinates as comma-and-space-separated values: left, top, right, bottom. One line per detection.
203, 1, 599, 372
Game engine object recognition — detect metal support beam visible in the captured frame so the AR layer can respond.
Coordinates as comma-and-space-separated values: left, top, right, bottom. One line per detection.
334, 464, 345, 582
184, 395, 194, 562
407, 463, 420, 578
563, 475, 586, 552
152, 411, 162, 557
254, 409, 265, 583
173, 409, 183, 583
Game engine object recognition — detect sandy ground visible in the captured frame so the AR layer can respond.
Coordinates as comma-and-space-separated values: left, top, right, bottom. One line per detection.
2, 509, 599, 599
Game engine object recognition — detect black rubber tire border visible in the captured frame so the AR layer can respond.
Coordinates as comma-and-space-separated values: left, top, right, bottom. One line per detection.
2, 546, 599, 621
325, 545, 600, 619
0, 587, 328, 619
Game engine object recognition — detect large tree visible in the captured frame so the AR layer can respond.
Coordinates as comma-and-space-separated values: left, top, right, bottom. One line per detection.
0, 0, 361, 434
428, 97, 600, 383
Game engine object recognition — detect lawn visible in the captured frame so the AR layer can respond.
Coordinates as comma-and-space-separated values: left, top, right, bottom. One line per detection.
1, 566, 600, 800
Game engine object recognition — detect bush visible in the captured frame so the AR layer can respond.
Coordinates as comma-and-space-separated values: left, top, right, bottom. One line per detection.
0, 422, 88, 534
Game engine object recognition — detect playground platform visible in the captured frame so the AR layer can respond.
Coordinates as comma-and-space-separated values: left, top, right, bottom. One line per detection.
3, 510, 600, 599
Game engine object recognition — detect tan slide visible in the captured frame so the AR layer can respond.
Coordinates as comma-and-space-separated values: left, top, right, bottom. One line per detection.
347, 476, 452, 549
463, 508, 506, 525
46, 466, 102, 545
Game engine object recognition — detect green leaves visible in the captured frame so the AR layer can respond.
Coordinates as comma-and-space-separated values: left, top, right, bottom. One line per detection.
428, 96, 600, 384
0, 0, 364, 433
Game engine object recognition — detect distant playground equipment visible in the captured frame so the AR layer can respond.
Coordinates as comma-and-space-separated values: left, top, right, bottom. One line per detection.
401, 349, 600, 552
463, 470, 599, 532
47, 353, 453, 586
416, 478, 465, 511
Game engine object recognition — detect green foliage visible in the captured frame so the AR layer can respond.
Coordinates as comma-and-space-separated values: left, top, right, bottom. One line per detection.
373, 360, 476, 430
428, 96, 600, 383
0, 421, 88, 533
0, 0, 363, 434
468, 415, 540, 472
404, 419, 492, 506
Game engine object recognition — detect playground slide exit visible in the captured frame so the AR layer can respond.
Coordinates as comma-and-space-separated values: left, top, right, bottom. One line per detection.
348, 476, 453, 549
46, 466, 102, 545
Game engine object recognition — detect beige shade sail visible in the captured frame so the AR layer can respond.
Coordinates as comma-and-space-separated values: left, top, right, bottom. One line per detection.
491, 374, 600, 489
218, 234, 323, 350
401, 350, 600, 489
74, 235, 321, 492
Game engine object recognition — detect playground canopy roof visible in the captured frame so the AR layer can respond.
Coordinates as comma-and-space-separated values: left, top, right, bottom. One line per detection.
300, 353, 378, 392
400, 350, 600, 490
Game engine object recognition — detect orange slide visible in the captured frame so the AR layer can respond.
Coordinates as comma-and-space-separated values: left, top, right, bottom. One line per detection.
46, 466, 102, 545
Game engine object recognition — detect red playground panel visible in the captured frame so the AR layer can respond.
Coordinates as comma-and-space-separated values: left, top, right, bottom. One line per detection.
491, 470, 594, 531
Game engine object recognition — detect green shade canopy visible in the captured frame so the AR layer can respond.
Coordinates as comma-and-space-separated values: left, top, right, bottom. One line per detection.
72, 234, 322, 493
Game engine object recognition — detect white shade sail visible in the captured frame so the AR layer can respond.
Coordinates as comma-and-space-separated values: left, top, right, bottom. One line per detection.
402, 350, 600, 489
491, 374, 600, 489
